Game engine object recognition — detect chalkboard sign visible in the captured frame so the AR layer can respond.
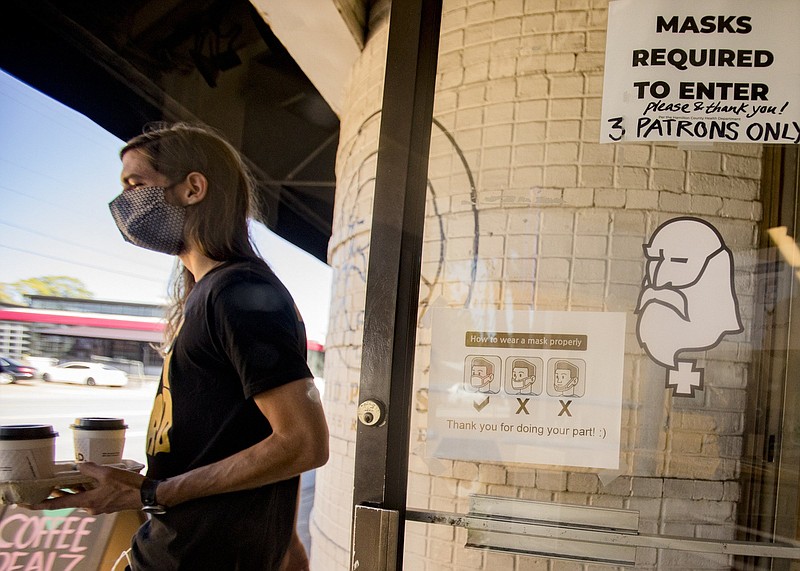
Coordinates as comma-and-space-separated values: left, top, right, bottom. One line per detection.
0, 505, 117, 570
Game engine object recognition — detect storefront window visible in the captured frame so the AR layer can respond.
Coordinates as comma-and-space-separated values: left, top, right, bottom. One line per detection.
328, 1, 800, 569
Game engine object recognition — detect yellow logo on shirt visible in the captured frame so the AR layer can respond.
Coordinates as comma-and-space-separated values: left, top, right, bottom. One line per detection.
147, 349, 173, 456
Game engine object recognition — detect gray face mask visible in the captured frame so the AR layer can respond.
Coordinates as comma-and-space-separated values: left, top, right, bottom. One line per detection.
109, 186, 186, 255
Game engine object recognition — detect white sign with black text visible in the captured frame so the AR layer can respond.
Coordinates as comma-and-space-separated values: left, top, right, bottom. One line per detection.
426, 309, 626, 470
600, 0, 800, 144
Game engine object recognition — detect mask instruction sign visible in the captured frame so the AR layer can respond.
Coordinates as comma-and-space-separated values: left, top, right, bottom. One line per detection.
600, 0, 800, 144
427, 309, 626, 469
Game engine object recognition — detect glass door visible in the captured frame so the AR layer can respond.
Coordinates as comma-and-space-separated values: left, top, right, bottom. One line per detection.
348, 1, 800, 570
739, 146, 800, 571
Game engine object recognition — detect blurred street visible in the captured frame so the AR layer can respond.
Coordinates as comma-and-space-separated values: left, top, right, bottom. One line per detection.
0, 377, 154, 465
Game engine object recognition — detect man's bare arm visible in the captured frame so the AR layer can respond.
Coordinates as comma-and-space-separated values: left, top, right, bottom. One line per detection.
30, 378, 328, 514
160, 377, 328, 505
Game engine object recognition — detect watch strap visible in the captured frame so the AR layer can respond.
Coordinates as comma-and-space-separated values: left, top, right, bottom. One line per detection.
140, 477, 166, 514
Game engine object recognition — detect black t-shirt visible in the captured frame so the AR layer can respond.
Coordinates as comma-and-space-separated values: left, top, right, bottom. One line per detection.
131, 258, 313, 570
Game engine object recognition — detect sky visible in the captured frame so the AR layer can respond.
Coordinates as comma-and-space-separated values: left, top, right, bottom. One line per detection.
0, 70, 332, 343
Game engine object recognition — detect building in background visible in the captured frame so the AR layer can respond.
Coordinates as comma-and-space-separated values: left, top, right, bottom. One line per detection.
0, 295, 165, 375
0, 295, 327, 381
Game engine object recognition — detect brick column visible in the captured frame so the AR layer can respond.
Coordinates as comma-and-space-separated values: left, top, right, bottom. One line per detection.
311, 1, 763, 569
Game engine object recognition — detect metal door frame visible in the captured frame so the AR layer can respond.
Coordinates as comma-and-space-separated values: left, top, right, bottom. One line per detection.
350, 1, 442, 568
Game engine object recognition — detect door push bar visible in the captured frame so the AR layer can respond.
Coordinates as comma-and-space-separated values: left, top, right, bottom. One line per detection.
405, 495, 800, 566
352, 495, 800, 570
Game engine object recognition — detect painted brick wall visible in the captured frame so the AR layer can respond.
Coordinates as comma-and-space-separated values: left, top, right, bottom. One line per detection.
311, 1, 764, 569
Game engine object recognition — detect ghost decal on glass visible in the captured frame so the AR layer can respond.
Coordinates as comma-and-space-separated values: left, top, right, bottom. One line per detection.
634, 217, 743, 397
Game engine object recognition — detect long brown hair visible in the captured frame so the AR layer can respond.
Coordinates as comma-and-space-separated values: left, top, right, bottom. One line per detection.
121, 122, 260, 349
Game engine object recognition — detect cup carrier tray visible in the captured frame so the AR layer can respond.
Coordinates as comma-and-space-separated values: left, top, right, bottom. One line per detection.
0, 459, 144, 505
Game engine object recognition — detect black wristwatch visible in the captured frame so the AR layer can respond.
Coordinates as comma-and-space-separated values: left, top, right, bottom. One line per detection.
140, 477, 167, 514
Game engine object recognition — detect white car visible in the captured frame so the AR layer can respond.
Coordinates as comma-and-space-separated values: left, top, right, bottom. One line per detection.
42, 362, 128, 387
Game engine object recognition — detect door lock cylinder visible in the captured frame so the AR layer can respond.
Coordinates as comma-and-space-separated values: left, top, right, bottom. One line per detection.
357, 399, 386, 426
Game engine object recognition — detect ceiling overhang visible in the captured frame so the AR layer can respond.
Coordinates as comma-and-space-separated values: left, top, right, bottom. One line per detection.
251, 0, 363, 115
1, 0, 359, 263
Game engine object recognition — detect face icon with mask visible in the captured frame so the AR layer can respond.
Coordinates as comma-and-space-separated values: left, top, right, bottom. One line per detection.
469, 357, 495, 392
553, 360, 580, 396
510, 360, 537, 394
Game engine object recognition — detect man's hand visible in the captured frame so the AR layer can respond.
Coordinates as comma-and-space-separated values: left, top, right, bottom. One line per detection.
29, 462, 145, 515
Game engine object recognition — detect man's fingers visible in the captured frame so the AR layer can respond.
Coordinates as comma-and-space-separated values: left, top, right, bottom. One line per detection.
76, 461, 103, 477
24, 462, 144, 514
30, 490, 90, 511
77, 461, 141, 485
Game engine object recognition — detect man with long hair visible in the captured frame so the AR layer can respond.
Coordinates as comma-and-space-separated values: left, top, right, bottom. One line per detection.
32, 123, 329, 570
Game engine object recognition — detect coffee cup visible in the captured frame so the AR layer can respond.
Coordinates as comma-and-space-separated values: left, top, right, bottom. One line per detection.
0, 424, 59, 481
71, 418, 127, 465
